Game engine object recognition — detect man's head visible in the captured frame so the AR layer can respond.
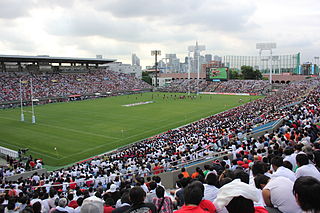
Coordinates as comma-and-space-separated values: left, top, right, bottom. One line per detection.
58, 198, 68, 208
226, 196, 255, 213
251, 161, 267, 177
296, 153, 309, 167
80, 196, 104, 213
293, 176, 320, 212
184, 181, 203, 206
254, 174, 270, 190
156, 186, 165, 198
270, 156, 283, 171
233, 169, 249, 184
149, 181, 157, 191
129, 186, 146, 204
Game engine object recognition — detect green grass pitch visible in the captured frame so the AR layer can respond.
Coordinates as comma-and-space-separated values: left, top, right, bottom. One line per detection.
0, 92, 261, 169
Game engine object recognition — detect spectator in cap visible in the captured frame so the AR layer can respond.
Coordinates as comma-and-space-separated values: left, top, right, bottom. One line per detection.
80, 196, 104, 213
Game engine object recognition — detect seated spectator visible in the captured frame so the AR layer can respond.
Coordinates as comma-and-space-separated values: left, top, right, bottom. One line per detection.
112, 191, 131, 213
152, 186, 173, 213
174, 182, 211, 213
81, 196, 104, 213
254, 175, 302, 213
293, 176, 320, 213
190, 181, 216, 213
181, 168, 190, 178
203, 172, 219, 202
295, 153, 320, 180
270, 156, 296, 182
214, 179, 267, 213
146, 182, 157, 203
126, 186, 157, 213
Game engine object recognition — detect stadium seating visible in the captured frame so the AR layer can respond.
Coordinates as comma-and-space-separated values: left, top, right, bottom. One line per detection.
0, 69, 152, 104
0, 75, 319, 212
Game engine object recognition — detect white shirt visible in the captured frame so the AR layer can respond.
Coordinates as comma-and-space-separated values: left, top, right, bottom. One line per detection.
203, 184, 218, 202
264, 177, 302, 213
283, 154, 297, 170
295, 164, 320, 180
272, 166, 296, 182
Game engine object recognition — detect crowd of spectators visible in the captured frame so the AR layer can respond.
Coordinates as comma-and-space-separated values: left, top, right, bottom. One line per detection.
159, 79, 209, 93
0, 70, 151, 103
160, 79, 270, 95
0, 77, 319, 212
212, 80, 270, 94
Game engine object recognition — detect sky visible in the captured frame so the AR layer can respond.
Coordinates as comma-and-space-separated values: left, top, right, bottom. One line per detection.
0, 0, 319, 68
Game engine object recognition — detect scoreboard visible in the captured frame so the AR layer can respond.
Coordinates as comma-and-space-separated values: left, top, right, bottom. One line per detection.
206, 67, 228, 81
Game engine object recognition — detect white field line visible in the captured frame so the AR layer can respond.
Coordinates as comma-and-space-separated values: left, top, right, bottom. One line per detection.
0, 116, 120, 140
0, 139, 57, 160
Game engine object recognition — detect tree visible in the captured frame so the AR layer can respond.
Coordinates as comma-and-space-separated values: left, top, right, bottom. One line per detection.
229, 69, 240, 79
241, 65, 262, 80
142, 71, 152, 85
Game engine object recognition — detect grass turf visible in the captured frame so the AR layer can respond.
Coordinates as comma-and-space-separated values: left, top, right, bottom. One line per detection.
0, 92, 261, 169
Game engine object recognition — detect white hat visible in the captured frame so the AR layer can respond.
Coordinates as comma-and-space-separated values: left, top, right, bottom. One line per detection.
107, 184, 117, 193
213, 179, 259, 209
81, 196, 104, 213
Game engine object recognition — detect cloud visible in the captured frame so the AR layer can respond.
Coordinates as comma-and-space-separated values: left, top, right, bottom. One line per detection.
0, 0, 34, 19
44, 10, 196, 43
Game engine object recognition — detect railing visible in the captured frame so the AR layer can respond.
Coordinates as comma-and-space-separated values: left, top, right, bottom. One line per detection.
0, 146, 18, 158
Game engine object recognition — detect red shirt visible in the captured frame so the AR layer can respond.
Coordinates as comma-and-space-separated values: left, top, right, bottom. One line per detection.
104, 206, 114, 213
68, 200, 78, 209
199, 200, 216, 213
254, 206, 268, 213
174, 205, 209, 213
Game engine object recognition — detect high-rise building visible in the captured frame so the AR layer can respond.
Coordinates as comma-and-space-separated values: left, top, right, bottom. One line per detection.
223, 53, 300, 74
205, 54, 212, 63
213, 55, 222, 62
132, 53, 140, 66
165, 54, 181, 73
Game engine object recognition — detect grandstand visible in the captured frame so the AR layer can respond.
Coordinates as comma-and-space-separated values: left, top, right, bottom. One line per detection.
0, 55, 319, 212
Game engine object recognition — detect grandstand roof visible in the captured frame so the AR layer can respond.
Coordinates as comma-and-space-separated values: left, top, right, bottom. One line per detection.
0, 55, 116, 64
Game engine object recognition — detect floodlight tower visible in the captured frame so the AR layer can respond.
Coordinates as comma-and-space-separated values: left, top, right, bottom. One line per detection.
188, 42, 206, 94
256, 43, 276, 84
30, 78, 36, 124
19, 78, 24, 122
151, 50, 161, 87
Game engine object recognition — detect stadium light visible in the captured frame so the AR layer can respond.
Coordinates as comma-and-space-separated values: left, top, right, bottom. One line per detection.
19, 78, 24, 122
30, 78, 36, 124
256, 42, 276, 84
151, 50, 161, 87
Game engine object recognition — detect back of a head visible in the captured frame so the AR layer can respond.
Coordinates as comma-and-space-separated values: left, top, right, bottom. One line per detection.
156, 186, 165, 198
179, 178, 189, 188
32, 201, 42, 213
296, 153, 309, 166
206, 172, 218, 186
129, 186, 146, 204
80, 196, 104, 213
136, 177, 145, 185
293, 176, 320, 212
283, 161, 293, 171
121, 191, 131, 205
226, 196, 254, 213
270, 156, 283, 168
252, 161, 267, 177
254, 174, 270, 190
149, 181, 157, 191
184, 182, 203, 206
58, 198, 68, 208
233, 169, 249, 184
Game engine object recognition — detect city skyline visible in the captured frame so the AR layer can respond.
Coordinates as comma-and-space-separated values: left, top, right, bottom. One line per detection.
0, 0, 319, 68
